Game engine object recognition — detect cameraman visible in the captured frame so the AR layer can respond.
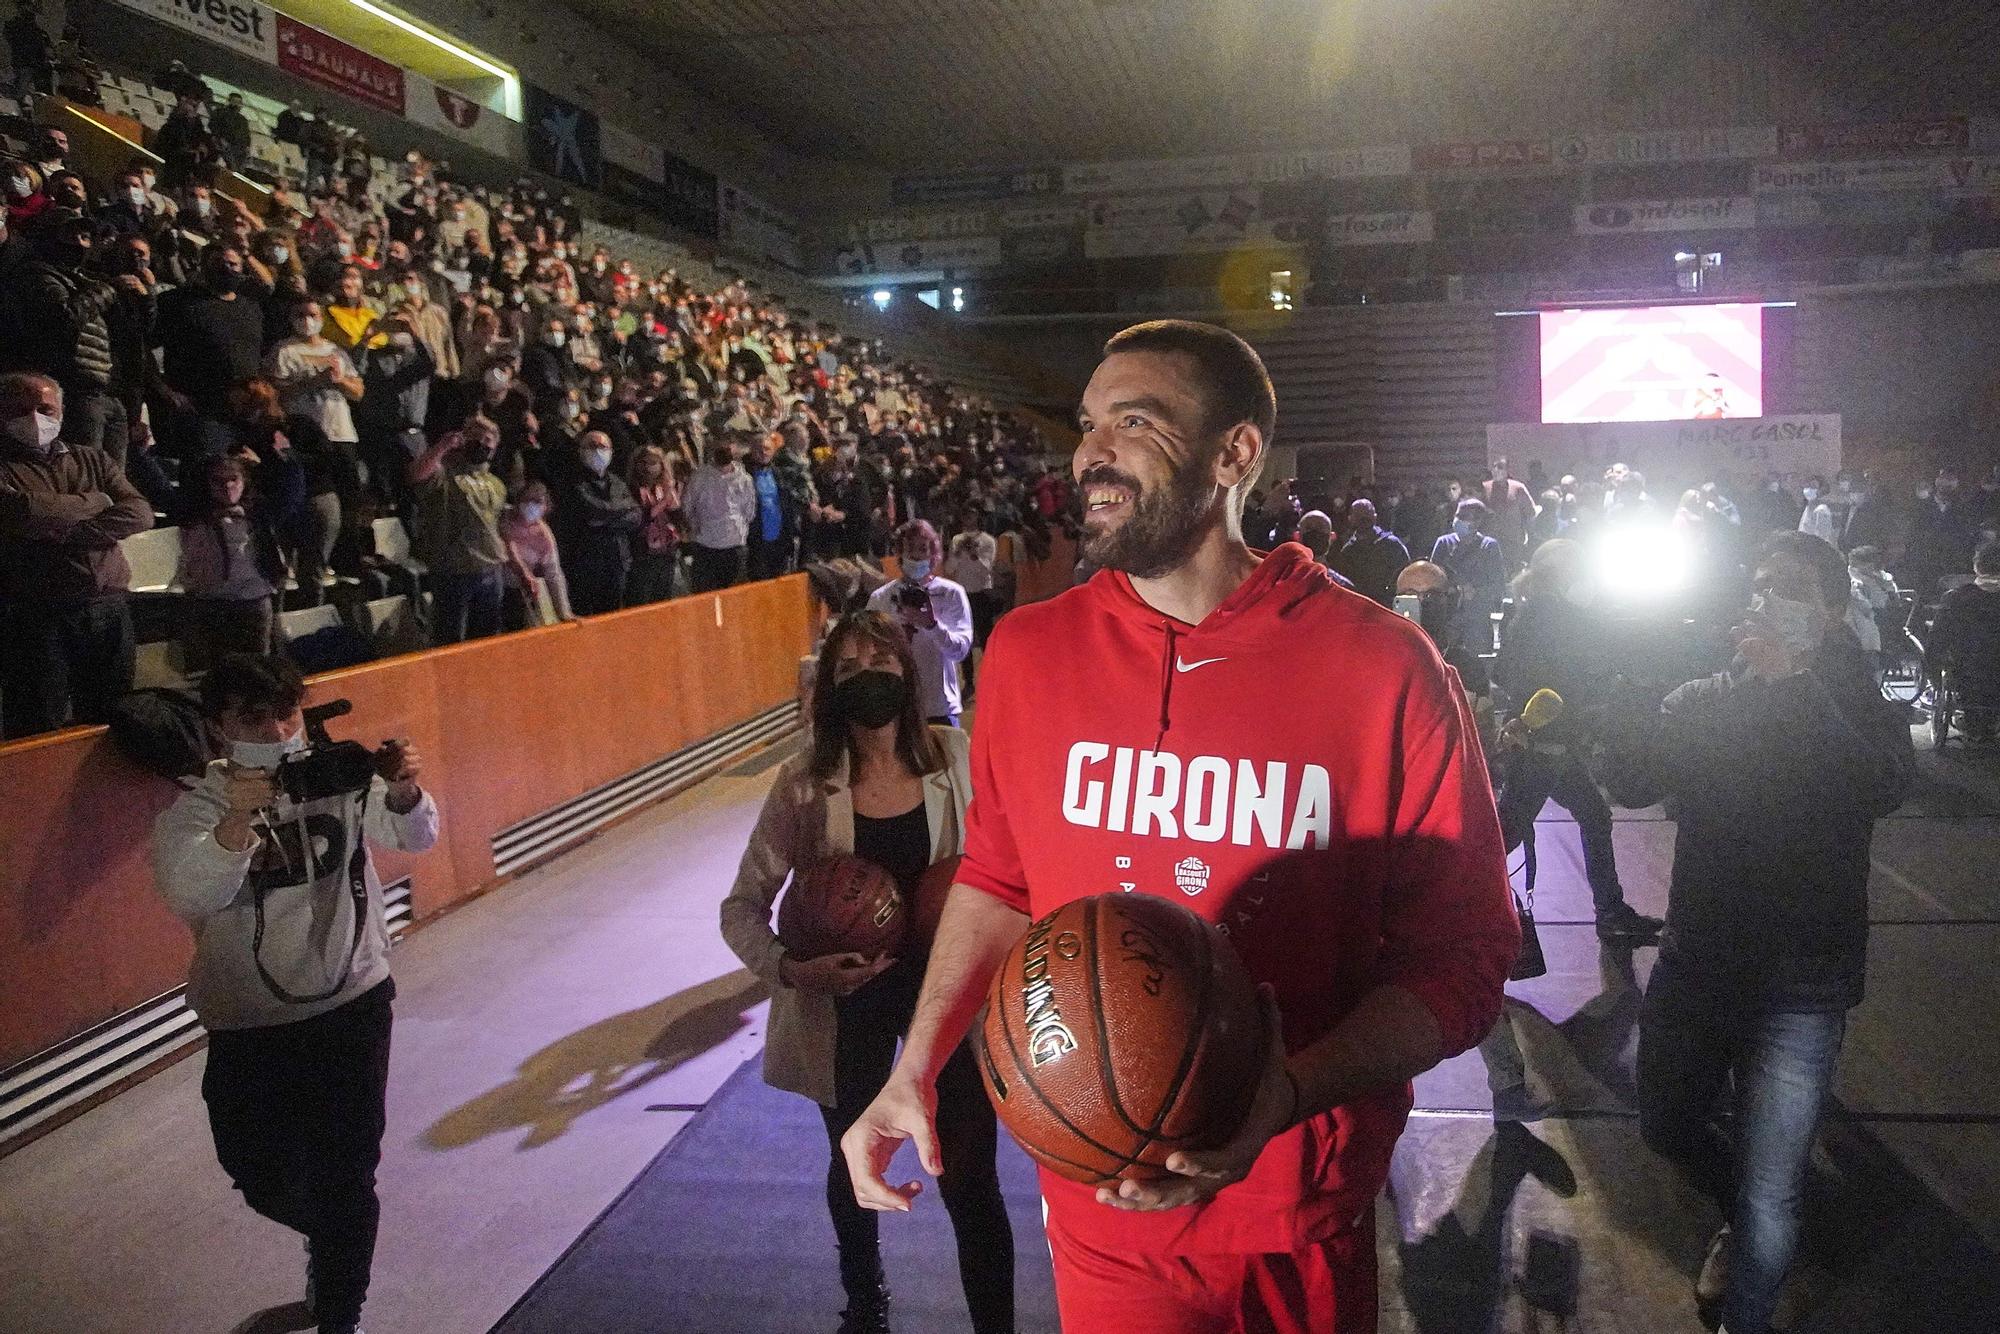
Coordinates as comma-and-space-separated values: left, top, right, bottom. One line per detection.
866, 519, 972, 725
1602, 533, 1913, 1334
152, 654, 439, 1334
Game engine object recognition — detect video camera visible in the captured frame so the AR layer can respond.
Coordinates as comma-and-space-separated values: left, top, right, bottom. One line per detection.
275, 700, 404, 805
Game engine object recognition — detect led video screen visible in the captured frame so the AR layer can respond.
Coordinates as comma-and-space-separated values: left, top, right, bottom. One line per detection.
1540, 304, 1763, 423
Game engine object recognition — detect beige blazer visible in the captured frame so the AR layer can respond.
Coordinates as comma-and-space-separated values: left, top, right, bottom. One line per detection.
719, 725, 972, 1106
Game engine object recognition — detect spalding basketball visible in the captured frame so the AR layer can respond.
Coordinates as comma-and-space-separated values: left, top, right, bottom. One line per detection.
907, 855, 960, 951
777, 854, 905, 960
975, 893, 1266, 1185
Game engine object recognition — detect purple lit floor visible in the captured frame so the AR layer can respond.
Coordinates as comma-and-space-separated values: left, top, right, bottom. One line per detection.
3, 731, 1997, 1333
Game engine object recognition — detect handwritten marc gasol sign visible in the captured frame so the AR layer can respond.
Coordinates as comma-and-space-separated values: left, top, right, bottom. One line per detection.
1489, 415, 1842, 481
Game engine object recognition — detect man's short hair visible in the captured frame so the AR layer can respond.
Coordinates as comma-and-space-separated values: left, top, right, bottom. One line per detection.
1102, 320, 1276, 487
1455, 496, 1489, 522
0, 372, 57, 423
1975, 540, 2000, 579
201, 654, 305, 721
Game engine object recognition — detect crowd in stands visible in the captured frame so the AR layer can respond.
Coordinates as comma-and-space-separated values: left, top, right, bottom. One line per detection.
1247, 456, 2000, 737
0, 33, 1078, 739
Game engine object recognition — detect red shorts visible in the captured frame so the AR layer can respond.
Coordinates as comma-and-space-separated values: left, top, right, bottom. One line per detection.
1044, 1206, 1378, 1334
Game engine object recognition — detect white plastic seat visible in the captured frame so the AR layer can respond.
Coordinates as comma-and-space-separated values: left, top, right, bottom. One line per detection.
279, 604, 343, 642
120, 526, 182, 595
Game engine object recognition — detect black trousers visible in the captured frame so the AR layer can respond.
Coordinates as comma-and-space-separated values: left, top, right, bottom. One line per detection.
202, 980, 394, 1332
1495, 747, 1628, 916
748, 532, 795, 582
819, 967, 1015, 1333
0, 595, 135, 739
689, 543, 745, 593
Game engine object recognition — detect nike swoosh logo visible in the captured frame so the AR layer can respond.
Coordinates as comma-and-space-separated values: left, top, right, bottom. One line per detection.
1174, 656, 1227, 673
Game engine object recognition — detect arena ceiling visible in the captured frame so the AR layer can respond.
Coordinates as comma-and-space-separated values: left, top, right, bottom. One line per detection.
555, 0, 2000, 175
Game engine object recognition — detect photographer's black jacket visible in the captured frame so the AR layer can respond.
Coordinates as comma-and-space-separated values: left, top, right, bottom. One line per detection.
1603, 635, 1914, 1010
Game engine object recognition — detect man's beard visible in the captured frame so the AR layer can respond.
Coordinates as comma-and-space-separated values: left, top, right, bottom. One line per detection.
1079, 460, 1217, 580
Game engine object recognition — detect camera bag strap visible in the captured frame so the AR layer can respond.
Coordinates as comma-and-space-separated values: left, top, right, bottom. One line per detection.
250, 792, 371, 1006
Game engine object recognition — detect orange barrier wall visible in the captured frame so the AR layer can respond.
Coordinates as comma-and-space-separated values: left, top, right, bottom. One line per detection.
0, 576, 814, 1071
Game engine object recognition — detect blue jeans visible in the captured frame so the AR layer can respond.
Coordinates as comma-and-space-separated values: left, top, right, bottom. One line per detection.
1638, 954, 1846, 1334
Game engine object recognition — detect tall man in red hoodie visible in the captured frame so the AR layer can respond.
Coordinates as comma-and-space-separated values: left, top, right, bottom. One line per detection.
841, 320, 1518, 1332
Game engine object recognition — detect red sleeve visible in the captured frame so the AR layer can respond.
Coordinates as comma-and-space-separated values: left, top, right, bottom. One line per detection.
954, 620, 1031, 913
1375, 657, 1519, 1057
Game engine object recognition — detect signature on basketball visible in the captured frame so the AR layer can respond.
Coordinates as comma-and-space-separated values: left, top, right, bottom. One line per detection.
1114, 912, 1176, 997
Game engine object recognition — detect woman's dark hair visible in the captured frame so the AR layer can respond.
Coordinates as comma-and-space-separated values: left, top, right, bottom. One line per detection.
201, 653, 305, 721
808, 611, 945, 784
1760, 530, 1851, 609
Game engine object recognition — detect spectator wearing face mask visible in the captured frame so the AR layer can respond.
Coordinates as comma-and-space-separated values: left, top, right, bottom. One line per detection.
744, 429, 800, 581
1796, 475, 1837, 545
866, 520, 973, 726
1602, 533, 1914, 1334
265, 299, 363, 593
1429, 496, 1507, 655
498, 480, 574, 627
520, 315, 572, 410
175, 452, 295, 668
1906, 469, 1976, 600
1481, 456, 1540, 570
626, 444, 681, 606
408, 416, 509, 642
6, 2, 55, 99
0, 371, 152, 737
3, 159, 47, 230
354, 310, 434, 511
683, 439, 757, 593
550, 429, 640, 616
320, 266, 385, 355
1925, 540, 2000, 741
471, 357, 539, 491
1, 212, 125, 457
156, 244, 265, 455
1333, 498, 1412, 607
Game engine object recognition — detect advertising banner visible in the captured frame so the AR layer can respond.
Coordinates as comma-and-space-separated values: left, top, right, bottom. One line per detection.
1082, 189, 1292, 259
1322, 209, 1435, 246
889, 168, 1059, 205
111, 0, 278, 64
1414, 139, 1554, 174
1753, 158, 1960, 193
523, 83, 601, 189
1779, 117, 1968, 159
719, 183, 802, 270
1573, 197, 1756, 234
403, 71, 516, 160
1488, 415, 1841, 480
658, 152, 720, 240
1063, 145, 1408, 195
1554, 125, 1776, 168
275, 15, 403, 116
850, 209, 991, 244
834, 236, 1003, 277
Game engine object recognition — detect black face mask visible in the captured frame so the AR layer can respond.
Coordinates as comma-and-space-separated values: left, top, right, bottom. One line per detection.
833, 669, 907, 731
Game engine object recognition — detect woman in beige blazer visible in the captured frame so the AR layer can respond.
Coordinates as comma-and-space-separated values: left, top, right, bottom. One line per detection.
721, 611, 1015, 1334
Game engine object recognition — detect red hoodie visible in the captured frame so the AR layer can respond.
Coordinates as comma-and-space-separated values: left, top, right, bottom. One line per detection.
958, 543, 1517, 1254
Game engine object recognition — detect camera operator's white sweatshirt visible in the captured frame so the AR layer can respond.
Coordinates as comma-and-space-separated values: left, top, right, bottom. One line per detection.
153, 762, 439, 1031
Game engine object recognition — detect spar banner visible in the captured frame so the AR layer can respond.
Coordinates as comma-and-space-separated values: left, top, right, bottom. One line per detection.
1574, 197, 1756, 235
1414, 139, 1554, 175
109, 0, 279, 64
403, 71, 516, 160
524, 83, 602, 190
275, 15, 403, 115
1779, 117, 1968, 159
1489, 416, 1841, 480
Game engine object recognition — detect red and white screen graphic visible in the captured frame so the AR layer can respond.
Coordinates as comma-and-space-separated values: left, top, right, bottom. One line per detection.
1540, 304, 1763, 423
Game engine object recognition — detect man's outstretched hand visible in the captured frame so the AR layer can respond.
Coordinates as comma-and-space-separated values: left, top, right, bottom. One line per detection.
840, 1070, 942, 1213
1094, 986, 1293, 1213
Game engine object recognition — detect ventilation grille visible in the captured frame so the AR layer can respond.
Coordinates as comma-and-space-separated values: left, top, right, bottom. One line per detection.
0, 881, 412, 1151
491, 700, 802, 878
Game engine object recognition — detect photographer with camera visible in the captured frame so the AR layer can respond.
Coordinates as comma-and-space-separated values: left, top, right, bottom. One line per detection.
866, 519, 973, 726
152, 654, 439, 1334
